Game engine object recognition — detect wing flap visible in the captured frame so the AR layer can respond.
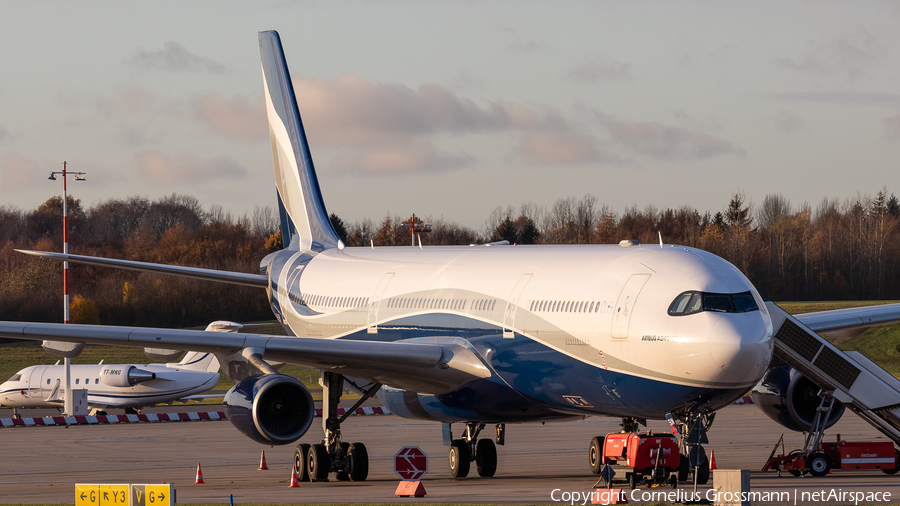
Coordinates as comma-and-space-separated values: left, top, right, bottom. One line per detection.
16, 250, 268, 288
0, 322, 490, 394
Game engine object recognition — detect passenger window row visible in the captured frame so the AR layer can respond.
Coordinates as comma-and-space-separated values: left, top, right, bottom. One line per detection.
529, 300, 606, 314
287, 291, 369, 309
388, 298, 470, 310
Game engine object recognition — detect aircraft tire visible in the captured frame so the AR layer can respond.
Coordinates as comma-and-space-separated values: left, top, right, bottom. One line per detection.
294, 443, 310, 482
335, 443, 351, 481
449, 439, 470, 478
678, 453, 689, 482
308, 443, 330, 481
589, 436, 605, 474
348, 442, 369, 481
476, 439, 497, 477
696, 456, 710, 484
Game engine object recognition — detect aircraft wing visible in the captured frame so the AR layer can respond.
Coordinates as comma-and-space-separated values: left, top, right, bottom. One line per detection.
0, 322, 490, 395
793, 302, 900, 338
16, 250, 267, 288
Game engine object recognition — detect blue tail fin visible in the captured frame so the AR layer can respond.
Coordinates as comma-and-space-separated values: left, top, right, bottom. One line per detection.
259, 30, 340, 252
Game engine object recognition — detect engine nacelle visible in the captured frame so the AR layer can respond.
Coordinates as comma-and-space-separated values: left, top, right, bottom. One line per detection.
752, 363, 845, 432
99, 365, 157, 387
223, 374, 315, 445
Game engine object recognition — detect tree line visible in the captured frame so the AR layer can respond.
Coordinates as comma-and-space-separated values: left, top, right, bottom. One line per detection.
1, 189, 898, 328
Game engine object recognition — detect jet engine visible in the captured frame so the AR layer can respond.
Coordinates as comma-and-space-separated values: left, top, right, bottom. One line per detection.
99, 365, 157, 387
752, 363, 845, 432
223, 374, 315, 445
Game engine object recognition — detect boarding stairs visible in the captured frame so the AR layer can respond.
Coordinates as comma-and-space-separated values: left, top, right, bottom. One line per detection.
766, 302, 900, 446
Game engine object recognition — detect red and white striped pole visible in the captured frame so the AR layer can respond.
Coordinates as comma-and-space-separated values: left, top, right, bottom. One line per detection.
62, 161, 69, 324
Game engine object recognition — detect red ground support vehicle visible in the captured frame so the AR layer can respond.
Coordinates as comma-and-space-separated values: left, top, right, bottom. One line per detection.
590, 432, 680, 489
764, 434, 900, 476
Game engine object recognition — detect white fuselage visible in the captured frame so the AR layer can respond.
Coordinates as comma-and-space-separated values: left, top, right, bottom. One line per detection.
0, 362, 219, 410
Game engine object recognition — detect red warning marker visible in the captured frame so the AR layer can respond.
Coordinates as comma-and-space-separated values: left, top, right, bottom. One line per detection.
710, 449, 717, 470
289, 465, 300, 488
259, 450, 268, 470
195, 463, 205, 484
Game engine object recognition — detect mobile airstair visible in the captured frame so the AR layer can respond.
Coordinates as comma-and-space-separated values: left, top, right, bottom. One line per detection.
766, 302, 900, 446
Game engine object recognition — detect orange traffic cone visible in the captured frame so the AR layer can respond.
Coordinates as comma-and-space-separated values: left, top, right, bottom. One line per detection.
289, 465, 300, 488
195, 463, 205, 484
710, 449, 718, 470
258, 450, 268, 470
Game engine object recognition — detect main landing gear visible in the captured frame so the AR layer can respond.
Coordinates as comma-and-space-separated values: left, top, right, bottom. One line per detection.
448, 422, 504, 478
293, 372, 382, 482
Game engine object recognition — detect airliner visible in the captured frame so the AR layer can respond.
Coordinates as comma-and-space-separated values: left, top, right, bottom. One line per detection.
1, 30, 898, 485
0, 350, 220, 416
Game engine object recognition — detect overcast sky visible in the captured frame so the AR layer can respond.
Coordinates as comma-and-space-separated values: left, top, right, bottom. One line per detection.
2, 1, 900, 229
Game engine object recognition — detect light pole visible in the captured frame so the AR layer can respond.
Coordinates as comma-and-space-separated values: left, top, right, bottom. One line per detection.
47, 161, 87, 416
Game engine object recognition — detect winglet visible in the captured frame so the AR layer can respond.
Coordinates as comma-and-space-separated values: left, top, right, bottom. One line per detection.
259, 30, 340, 252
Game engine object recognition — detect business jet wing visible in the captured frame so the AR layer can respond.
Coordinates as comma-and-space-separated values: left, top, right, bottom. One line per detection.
15, 250, 267, 288
793, 302, 900, 339
0, 322, 490, 395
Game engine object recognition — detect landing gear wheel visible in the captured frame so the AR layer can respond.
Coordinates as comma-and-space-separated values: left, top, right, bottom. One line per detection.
678, 453, 689, 482
335, 442, 351, 481
476, 439, 497, 477
307, 443, 330, 482
669, 474, 678, 489
689, 446, 709, 485
449, 439, 470, 478
589, 436, 605, 475
294, 443, 311, 482
348, 442, 369, 481
629, 472, 638, 490
806, 450, 832, 477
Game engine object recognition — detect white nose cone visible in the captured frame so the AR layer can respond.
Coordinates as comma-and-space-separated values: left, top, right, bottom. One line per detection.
708, 314, 772, 386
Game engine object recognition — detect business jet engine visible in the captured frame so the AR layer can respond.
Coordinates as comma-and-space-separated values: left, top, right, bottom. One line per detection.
99, 365, 157, 387
223, 374, 315, 445
752, 363, 845, 432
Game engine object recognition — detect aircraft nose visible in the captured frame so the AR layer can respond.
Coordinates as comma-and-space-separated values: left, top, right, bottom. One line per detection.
708, 314, 771, 384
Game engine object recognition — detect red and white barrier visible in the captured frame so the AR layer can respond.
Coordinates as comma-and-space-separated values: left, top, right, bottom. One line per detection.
734, 396, 754, 404
1, 405, 393, 427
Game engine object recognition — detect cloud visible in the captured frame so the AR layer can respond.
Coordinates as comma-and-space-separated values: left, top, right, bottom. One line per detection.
567, 55, 632, 84
330, 141, 474, 175
137, 151, 248, 184
773, 111, 806, 133
512, 132, 611, 165
776, 28, 886, 80
503, 27, 546, 53
193, 92, 267, 141
605, 120, 745, 160
126, 41, 226, 74
764, 91, 900, 106
884, 113, 900, 143
0, 152, 42, 190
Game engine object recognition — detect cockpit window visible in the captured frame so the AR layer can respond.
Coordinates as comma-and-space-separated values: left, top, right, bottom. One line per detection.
668, 291, 759, 316
8, 374, 21, 382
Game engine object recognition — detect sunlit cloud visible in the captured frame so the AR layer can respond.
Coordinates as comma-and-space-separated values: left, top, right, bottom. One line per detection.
125, 41, 226, 74
606, 120, 745, 160
330, 141, 474, 175
512, 132, 611, 165
137, 151, 248, 184
193, 92, 267, 141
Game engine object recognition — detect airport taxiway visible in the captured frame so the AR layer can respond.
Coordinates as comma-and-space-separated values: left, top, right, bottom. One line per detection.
2, 404, 900, 504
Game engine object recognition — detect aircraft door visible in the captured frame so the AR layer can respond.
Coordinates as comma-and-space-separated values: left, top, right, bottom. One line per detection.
367, 272, 394, 334
611, 274, 650, 339
503, 274, 532, 338
37, 368, 60, 401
